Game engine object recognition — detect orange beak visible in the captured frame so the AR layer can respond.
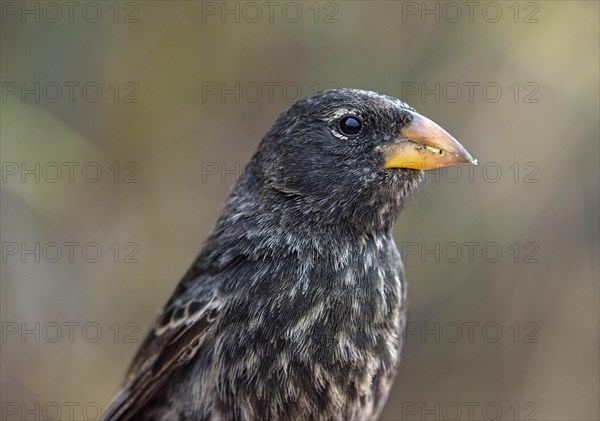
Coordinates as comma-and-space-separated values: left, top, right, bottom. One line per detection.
382, 111, 477, 170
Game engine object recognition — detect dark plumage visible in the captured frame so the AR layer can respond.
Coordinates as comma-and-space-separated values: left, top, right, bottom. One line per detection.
102, 89, 476, 421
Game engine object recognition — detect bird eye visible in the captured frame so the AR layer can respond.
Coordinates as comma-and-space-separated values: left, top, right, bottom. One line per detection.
339, 116, 362, 136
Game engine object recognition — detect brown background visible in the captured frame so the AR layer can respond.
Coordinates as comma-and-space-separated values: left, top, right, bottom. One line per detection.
1, 1, 598, 420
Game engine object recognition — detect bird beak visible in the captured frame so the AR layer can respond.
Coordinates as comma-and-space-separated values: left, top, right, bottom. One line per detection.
382, 111, 478, 170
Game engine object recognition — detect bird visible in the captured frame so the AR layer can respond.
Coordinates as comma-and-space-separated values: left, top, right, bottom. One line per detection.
102, 88, 477, 421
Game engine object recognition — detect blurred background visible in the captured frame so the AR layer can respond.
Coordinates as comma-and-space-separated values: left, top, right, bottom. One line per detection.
1, 1, 598, 420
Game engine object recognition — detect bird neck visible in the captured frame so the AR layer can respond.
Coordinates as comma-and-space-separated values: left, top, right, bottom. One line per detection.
219, 172, 406, 239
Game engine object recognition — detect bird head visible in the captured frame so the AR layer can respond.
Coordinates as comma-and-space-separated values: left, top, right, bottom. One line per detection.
243, 89, 477, 232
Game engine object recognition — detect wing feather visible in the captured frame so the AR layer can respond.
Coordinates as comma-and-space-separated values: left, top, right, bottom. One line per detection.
102, 295, 221, 421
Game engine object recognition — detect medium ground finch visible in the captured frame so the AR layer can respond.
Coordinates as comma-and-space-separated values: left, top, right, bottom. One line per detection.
102, 89, 476, 421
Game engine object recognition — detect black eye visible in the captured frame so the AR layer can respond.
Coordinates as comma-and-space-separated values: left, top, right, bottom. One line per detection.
339, 116, 362, 135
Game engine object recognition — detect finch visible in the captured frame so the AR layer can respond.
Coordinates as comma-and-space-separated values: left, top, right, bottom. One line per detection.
102, 89, 477, 421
